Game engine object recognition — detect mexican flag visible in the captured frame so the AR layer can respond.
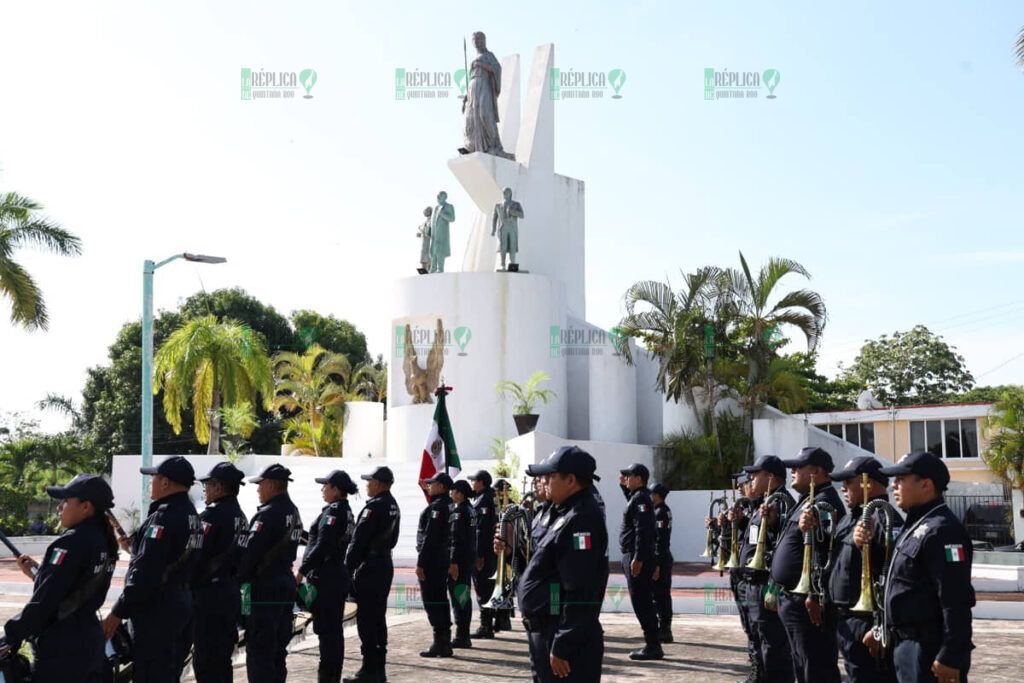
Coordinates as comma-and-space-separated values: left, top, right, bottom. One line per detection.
418, 386, 462, 496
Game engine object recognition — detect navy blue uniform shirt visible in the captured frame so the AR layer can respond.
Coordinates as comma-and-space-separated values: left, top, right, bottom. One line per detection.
300, 499, 354, 580
238, 492, 302, 586
654, 501, 673, 563
884, 499, 974, 670
472, 487, 497, 560
619, 487, 656, 565
770, 484, 845, 591
346, 490, 400, 574
416, 493, 452, 569
113, 491, 202, 619
518, 487, 609, 661
449, 499, 475, 566
193, 495, 248, 587
4, 515, 115, 645
827, 495, 902, 607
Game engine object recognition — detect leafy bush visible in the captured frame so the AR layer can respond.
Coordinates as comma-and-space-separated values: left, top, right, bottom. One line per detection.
655, 411, 751, 490
0, 485, 34, 535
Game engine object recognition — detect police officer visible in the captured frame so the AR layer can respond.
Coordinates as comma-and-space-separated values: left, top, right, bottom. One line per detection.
416, 472, 454, 657
724, 474, 755, 678
449, 479, 476, 649
1, 475, 117, 682
825, 456, 901, 683
773, 447, 845, 683
650, 482, 674, 644
299, 469, 358, 683
344, 466, 400, 683
192, 462, 249, 683
102, 456, 203, 682
618, 462, 661, 660
867, 451, 974, 683
734, 454, 794, 683
468, 470, 498, 638
238, 464, 303, 683
518, 446, 608, 682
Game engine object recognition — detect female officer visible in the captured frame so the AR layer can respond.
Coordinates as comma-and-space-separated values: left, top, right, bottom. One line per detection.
1, 474, 118, 682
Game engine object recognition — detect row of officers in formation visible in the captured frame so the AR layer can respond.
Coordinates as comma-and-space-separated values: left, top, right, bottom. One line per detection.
0, 445, 975, 683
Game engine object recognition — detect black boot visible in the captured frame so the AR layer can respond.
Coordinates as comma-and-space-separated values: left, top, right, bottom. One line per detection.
657, 620, 674, 643
451, 622, 473, 648
342, 662, 377, 682
495, 609, 512, 632
419, 628, 454, 658
629, 631, 665, 661
471, 609, 494, 639
319, 665, 342, 683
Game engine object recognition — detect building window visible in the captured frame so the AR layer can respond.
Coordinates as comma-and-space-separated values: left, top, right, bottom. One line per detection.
909, 418, 979, 458
815, 422, 875, 454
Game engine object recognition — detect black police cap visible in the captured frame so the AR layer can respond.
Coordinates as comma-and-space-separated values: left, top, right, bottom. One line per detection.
140, 456, 196, 486
248, 463, 293, 483
830, 456, 889, 486
452, 480, 473, 497
46, 474, 114, 510
425, 472, 453, 489
361, 466, 395, 485
619, 463, 650, 481
199, 462, 246, 486
651, 483, 670, 498
529, 445, 600, 481
466, 469, 492, 486
879, 451, 951, 491
742, 454, 786, 478
315, 469, 359, 494
781, 447, 834, 473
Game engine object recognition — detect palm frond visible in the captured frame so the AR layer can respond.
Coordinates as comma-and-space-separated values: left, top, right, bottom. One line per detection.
0, 258, 46, 330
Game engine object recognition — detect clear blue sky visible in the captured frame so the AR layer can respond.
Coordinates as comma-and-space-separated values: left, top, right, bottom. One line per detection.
1, 1, 1022, 431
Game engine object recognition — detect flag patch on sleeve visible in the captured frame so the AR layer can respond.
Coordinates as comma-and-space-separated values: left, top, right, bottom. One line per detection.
323, 516, 337, 527
572, 532, 592, 550
250, 521, 263, 533
944, 544, 966, 562
636, 504, 647, 513
656, 520, 666, 529
202, 522, 212, 535
145, 525, 164, 539
431, 510, 441, 519
50, 548, 68, 565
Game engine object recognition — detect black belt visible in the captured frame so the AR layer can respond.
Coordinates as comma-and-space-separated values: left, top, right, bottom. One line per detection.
521, 613, 558, 633
893, 623, 941, 640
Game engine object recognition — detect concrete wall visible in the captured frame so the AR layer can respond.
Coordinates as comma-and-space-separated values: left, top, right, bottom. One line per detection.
634, 351, 663, 446
343, 401, 384, 460
588, 344, 637, 444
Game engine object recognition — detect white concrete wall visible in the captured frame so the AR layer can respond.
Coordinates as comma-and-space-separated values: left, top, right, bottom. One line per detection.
587, 343, 637, 444
634, 350, 663, 446
343, 401, 384, 460
388, 272, 569, 463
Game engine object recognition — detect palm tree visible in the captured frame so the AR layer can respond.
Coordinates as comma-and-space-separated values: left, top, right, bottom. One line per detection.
272, 344, 352, 457
618, 267, 739, 437
983, 387, 1024, 490
154, 315, 274, 454
725, 252, 826, 421
0, 438, 37, 488
0, 193, 82, 330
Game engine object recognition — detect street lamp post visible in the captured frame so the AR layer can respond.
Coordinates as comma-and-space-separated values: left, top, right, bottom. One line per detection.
140, 253, 226, 514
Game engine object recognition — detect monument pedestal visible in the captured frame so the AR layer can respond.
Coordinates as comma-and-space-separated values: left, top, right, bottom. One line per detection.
388, 271, 569, 463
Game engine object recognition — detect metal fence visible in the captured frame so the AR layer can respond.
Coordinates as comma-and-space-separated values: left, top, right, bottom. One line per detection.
946, 493, 1014, 547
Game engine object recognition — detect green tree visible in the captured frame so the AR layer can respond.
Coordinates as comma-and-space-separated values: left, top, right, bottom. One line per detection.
272, 344, 352, 457
840, 325, 974, 406
783, 352, 862, 412
982, 387, 1024, 490
154, 315, 274, 454
0, 192, 82, 330
290, 310, 369, 366
0, 438, 37, 489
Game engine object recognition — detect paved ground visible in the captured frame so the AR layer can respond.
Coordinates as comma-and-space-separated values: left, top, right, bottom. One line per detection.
2, 597, 1023, 681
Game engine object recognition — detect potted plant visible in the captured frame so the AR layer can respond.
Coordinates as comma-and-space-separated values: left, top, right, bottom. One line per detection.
495, 370, 557, 435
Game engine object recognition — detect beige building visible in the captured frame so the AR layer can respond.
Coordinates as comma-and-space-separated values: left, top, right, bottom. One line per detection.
800, 403, 998, 485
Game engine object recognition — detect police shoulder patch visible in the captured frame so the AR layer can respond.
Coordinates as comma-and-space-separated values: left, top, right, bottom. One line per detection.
50, 547, 69, 565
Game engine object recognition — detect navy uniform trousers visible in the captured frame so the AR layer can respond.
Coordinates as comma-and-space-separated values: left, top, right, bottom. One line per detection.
354, 558, 394, 666
191, 582, 239, 683
621, 558, 658, 633
777, 591, 840, 683
526, 619, 603, 683
448, 560, 474, 627
420, 563, 452, 630
741, 580, 793, 683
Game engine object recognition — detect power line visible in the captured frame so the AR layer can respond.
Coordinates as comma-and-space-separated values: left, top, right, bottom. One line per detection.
976, 352, 1024, 379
